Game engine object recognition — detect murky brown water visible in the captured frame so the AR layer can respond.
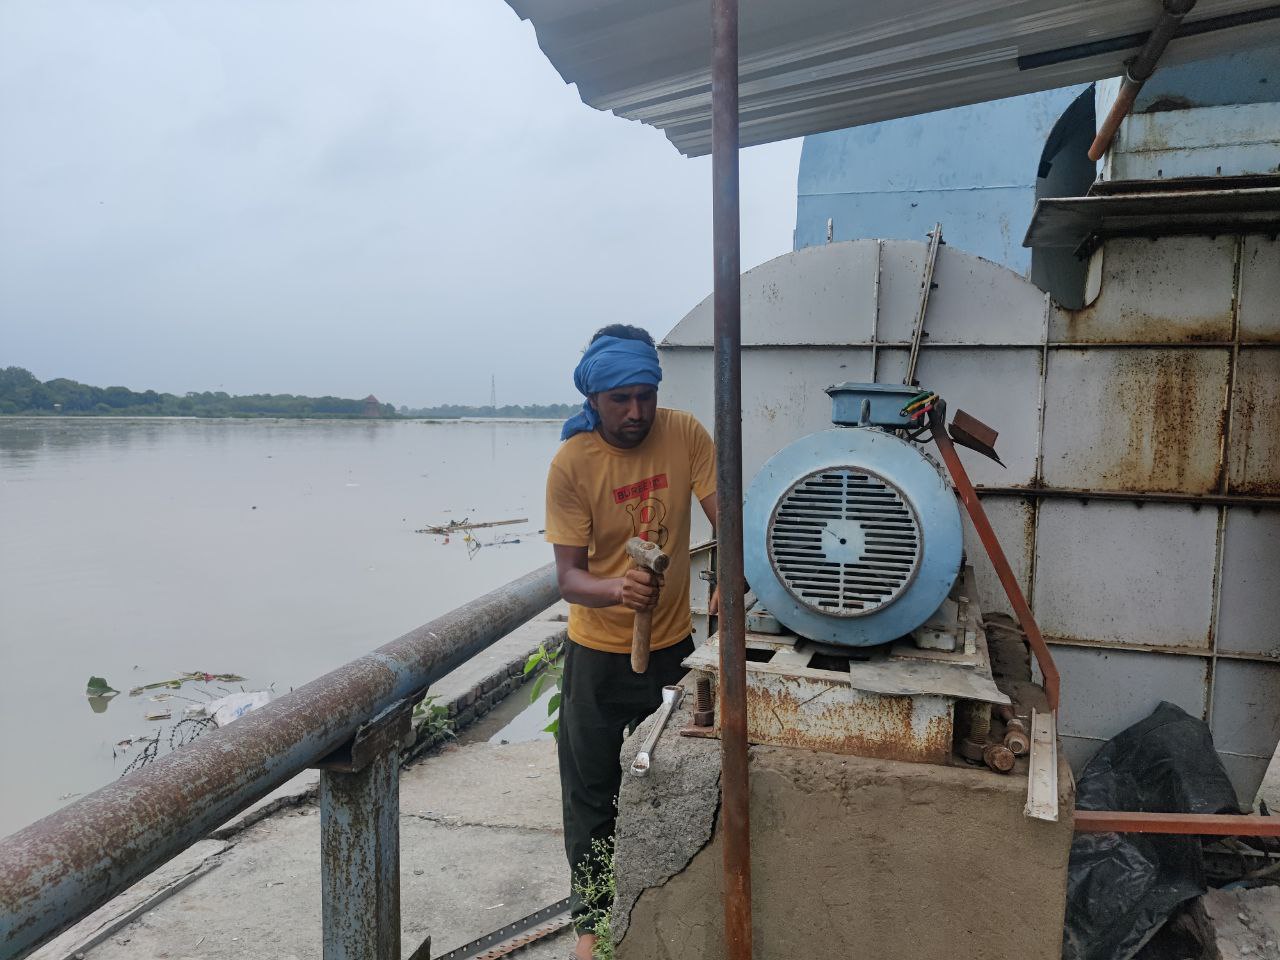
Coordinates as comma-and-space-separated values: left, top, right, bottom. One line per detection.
0, 416, 560, 836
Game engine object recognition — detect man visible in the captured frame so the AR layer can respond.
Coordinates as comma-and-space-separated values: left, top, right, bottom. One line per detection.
544, 324, 717, 960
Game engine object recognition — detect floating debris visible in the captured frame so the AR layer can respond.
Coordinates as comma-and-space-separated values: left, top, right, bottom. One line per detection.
208, 690, 272, 727
128, 671, 247, 697
86, 676, 120, 713
145, 710, 172, 722
416, 517, 527, 535
86, 676, 119, 697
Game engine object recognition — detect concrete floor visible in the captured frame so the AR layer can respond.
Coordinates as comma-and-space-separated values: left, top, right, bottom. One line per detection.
82, 736, 571, 960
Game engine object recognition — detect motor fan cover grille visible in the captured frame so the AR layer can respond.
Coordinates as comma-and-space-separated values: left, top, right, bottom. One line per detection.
768, 468, 922, 618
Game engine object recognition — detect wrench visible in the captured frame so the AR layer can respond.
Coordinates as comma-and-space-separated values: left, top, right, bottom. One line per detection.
630, 685, 683, 777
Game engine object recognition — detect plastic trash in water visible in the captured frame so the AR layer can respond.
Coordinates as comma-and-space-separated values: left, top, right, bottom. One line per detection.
206, 691, 273, 727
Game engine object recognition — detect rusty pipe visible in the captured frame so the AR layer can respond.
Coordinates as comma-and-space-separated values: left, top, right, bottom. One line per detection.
1088, 0, 1198, 161
1074, 811, 1280, 836
928, 403, 1060, 709
0, 564, 560, 959
711, 0, 751, 956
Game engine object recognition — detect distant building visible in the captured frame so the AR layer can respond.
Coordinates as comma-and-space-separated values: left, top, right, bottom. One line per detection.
362, 395, 382, 418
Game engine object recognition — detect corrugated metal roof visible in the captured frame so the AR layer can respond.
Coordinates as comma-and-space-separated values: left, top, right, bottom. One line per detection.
504, 0, 1280, 156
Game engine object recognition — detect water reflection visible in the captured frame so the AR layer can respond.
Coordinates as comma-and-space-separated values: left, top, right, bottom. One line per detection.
0, 417, 186, 465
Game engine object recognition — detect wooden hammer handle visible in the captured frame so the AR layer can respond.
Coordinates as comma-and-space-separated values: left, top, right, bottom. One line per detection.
631, 607, 653, 673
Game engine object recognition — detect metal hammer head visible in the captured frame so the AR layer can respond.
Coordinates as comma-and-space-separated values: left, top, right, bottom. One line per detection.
625, 536, 670, 573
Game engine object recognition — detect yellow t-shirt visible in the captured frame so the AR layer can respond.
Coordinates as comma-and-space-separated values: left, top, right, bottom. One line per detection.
544, 408, 716, 654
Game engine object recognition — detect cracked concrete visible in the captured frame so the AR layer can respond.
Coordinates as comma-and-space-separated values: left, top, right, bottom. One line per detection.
612, 689, 721, 943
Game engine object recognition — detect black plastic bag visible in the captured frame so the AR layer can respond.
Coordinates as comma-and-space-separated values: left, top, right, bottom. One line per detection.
1061, 701, 1240, 960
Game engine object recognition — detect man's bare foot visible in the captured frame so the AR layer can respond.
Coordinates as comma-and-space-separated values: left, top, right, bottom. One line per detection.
573, 932, 597, 959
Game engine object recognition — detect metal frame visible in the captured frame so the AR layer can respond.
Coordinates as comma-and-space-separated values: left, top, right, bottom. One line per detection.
1074, 811, 1280, 835
0, 565, 561, 960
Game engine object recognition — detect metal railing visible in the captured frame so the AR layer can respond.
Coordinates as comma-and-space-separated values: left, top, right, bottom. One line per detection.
0, 563, 561, 960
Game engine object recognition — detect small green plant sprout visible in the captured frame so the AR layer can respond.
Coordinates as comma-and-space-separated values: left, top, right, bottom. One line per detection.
572, 836, 617, 960
411, 693, 454, 742
523, 642, 565, 738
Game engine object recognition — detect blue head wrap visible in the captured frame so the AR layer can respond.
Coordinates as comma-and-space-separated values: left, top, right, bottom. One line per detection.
560, 335, 663, 441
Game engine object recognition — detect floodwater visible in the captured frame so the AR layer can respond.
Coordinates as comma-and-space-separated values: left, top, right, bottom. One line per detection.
0, 416, 561, 837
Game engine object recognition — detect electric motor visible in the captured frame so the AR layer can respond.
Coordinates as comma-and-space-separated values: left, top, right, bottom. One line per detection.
743, 383, 963, 647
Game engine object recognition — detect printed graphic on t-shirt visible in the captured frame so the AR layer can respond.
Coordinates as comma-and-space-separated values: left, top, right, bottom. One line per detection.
626, 496, 669, 548
612, 473, 669, 504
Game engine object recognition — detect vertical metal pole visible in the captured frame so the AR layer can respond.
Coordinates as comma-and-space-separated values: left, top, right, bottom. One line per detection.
319, 708, 408, 960
711, 0, 751, 958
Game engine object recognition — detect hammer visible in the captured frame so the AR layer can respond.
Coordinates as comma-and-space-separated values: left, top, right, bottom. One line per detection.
625, 537, 670, 674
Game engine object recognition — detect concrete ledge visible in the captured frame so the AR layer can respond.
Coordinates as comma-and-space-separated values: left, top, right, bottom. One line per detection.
614, 713, 1077, 960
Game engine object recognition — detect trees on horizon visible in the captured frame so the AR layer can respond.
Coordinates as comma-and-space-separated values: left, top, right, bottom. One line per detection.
0, 366, 573, 420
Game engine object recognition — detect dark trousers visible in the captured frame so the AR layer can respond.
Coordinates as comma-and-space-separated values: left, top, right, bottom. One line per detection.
558, 635, 695, 930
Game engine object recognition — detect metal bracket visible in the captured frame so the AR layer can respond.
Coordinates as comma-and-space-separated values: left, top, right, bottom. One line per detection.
1024, 709, 1060, 822
904, 222, 942, 387
315, 698, 415, 773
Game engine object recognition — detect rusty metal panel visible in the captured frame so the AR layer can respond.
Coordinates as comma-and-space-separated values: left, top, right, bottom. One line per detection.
1239, 236, 1280, 342
1228, 348, 1280, 494
1217, 509, 1280, 658
961, 497, 1035, 620
664, 240, 880, 347
1210, 659, 1280, 760
1032, 501, 1218, 650
740, 671, 953, 764
1107, 102, 1280, 181
912, 347, 1043, 487
1210, 659, 1280, 806
1049, 236, 1237, 343
1041, 347, 1230, 494
1050, 644, 1209, 741
876, 240, 1049, 344
682, 617, 1012, 764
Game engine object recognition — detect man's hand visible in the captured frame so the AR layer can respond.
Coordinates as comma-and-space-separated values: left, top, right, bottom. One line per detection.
708, 585, 721, 617
620, 567, 663, 611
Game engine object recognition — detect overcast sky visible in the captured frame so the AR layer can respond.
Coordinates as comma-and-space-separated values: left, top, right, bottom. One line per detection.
0, 1, 802, 407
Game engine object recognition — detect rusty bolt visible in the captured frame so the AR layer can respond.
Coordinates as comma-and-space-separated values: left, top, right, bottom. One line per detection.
958, 737, 986, 764
693, 676, 715, 728
983, 743, 1016, 774
967, 702, 992, 744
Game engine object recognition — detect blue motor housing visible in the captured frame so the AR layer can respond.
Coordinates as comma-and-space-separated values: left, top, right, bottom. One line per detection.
743, 406, 963, 648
